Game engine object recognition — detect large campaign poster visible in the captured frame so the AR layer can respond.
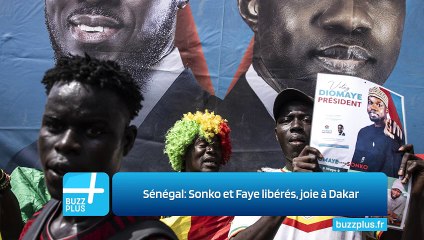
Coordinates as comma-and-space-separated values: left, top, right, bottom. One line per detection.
0, 0, 423, 174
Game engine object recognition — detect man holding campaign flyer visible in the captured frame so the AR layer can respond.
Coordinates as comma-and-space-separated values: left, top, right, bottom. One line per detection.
229, 88, 424, 240
229, 89, 365, 240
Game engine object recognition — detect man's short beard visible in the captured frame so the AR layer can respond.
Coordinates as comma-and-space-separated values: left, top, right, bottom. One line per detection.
369, 116, 385, 125
44, 4, 177, 92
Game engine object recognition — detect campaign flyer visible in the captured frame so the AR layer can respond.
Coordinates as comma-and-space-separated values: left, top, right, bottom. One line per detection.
310, 73, 410, 229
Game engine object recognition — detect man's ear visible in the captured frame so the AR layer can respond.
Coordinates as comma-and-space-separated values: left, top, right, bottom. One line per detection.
123, 125, 137, 156
238, 0, 259, 32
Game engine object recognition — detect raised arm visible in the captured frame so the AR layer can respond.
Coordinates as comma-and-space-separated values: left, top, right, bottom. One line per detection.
397, 145, 424, 240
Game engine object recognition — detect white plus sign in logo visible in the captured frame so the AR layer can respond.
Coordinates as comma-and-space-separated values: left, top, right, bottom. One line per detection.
63, 172, 109, 216
63, 173, 105, 204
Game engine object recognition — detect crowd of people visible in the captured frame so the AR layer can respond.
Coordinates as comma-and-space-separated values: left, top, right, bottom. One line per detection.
1, 0, 423, 239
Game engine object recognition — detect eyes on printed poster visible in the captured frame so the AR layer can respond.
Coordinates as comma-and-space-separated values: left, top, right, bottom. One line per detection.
0, 0, 423, 172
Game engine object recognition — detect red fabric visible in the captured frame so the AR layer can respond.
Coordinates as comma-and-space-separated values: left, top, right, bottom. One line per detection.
218, 121, 232, 165
20, 216, 36, 239
187, 216, 234, 240
283, 218, 333, 233
227, 38, 254, 95
19, 206, 158, 240
175, 5, 214, 95
113, 215, 126, 230
380, 88, 403, 131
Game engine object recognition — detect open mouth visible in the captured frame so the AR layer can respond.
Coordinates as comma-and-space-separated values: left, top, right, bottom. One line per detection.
68, 14, 122, 43
203, 161, 218, 165
289, 140, 306, 146
315, 45, 372, 74
46, 168, 64, 183
46, 158, 69, 178
202, 158, 219, 167
289, 136, 307, 146
369, 112, 379, 118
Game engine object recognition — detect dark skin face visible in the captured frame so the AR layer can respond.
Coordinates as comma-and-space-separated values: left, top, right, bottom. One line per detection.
239, 0, 405, 94
274, 100, 322, 172
367, 96, 387, 127
45, 0, 178, 70
338, 125, 343, 134
391, 188, 402, 199
275, 101, 312, 161
38, 81, 136, 201
184, 136, 223, 172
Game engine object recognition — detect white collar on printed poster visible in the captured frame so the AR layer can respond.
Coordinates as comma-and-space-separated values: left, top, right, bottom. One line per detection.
245, 65, 278, 120
131, 47, 185, 127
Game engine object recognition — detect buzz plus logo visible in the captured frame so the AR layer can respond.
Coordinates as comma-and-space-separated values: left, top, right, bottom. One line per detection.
63, 172, 109, 216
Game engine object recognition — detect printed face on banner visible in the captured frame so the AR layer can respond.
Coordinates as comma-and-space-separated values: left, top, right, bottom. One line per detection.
243, 0, 405, 90
275, 102, 313, 159
38, 82, 130, 200
311, 73, 406, 177
367, 96, 387, 125
391, 188, 402, 199
338, 125, 344, 134
45, 0, 178, 70
386, 178, 408, 228
184, 136, 223, 172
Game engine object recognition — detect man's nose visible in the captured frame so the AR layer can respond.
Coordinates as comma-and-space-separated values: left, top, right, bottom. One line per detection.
290, 118, 304, 132
206, 144, 217, 154
370, 103, 379, 111
317, 0, 373, 34
54, 129, 81, 154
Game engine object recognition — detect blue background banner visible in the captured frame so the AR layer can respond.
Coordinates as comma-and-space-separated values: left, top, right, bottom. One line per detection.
1, 1, 423, 171
112, 172, 387, 216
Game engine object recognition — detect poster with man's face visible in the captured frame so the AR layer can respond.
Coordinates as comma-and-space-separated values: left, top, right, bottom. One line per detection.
386, 177, 410, 229
311, 74, 406, 178
0, 0, 423, 173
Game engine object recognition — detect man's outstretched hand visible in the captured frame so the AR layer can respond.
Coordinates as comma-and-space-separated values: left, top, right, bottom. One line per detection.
397, 144, 424, 196
398, 144, 424, 240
